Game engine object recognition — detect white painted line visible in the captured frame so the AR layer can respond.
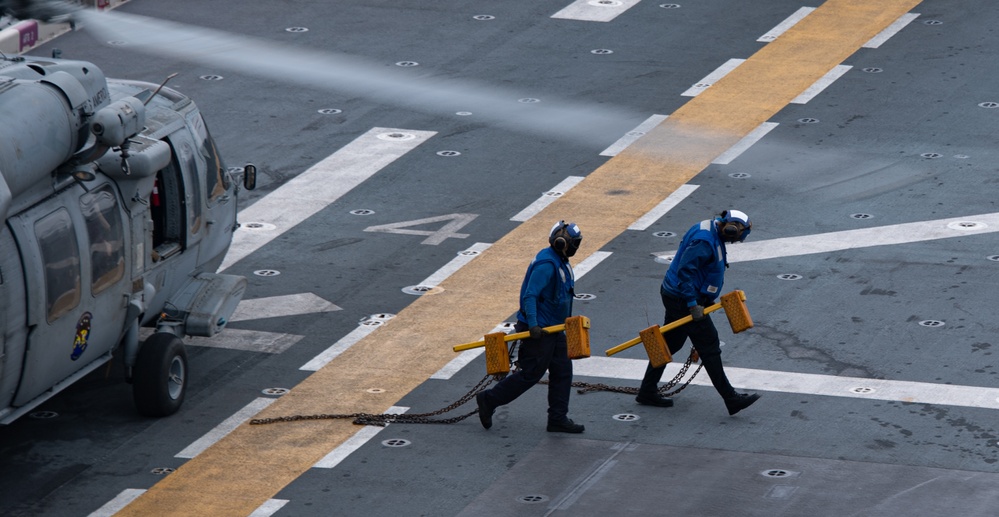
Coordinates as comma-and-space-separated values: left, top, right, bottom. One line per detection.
188, 328, 304, 354
551, 0, 642, 22
791, 65, 852, 104
300, 324, 380, 371
573, 356, 999, 410
757, 7, 815, 42
248, 499, 290, 517
313, 406, 409, 468
433, 321, 514, 380
230, 292, 341, 322
420, 243, 492, 287
654, 212, 999, 263
573, 251, 612, 280
600, 114, 669, 157
88, 489, 146, 517
733, 212, 999, 263
511, 176, 586, 222
628, 184, 699, 231
176, 397, 276, 459
92, 493, 299, 517
864, 12, 920, 48
711, 122, 778, 165
433, 348, 485, 380
487, 322, 517, 334
220, 127, 435, 271
681, 59, 745, 97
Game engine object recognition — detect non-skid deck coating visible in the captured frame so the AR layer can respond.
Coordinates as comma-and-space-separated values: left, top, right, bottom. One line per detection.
114, 1, 925, 515
459, 438, 999, 517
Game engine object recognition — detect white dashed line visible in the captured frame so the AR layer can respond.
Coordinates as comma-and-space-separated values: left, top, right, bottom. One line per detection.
628, 184, 699, 231
711, 122, 779, 165
313, 406, 409, 468
176, 397, 276, 459
511, 177, 585, 222
682, 59, 745, 97
551, 0, 642, 23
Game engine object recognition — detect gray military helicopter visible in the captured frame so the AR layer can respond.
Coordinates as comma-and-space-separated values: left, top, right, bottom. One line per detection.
0, 3, 257, 423
0, 0, 640, 425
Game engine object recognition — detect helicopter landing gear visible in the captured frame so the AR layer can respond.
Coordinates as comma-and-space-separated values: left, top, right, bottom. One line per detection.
133, 332, 188, 417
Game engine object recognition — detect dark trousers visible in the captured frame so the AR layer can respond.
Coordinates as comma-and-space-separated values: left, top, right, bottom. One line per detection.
481, 321, 573, 424
639, 290, 737, 400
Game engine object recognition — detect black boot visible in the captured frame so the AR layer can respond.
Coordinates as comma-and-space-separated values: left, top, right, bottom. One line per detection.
476, 392, 494, 429
636, 361, 671, 408
635, 392, 674, 407
725, 393, 760, 415
547, 419, 585, 433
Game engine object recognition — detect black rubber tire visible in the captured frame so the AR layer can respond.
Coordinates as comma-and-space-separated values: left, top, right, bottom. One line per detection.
132, 332, 188, 417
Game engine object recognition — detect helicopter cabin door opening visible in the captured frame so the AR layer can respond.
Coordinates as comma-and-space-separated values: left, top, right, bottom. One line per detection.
149, 156, 185, 264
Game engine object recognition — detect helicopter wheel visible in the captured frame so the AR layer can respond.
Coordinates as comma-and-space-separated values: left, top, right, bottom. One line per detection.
133, 332, 188, 417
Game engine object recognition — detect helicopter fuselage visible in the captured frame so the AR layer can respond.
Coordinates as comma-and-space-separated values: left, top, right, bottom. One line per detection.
0, 56, 249, 423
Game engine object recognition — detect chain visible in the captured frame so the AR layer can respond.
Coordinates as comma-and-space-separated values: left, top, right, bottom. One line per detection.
570, 351, 703, 397
250, 350, 703, 427
250, 375, 496, 427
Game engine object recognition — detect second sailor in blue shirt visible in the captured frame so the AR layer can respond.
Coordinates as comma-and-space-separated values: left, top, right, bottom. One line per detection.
637, 210, 761, 416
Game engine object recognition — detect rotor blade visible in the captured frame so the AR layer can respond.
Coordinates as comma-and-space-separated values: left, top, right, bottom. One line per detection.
72, 9, 643, 147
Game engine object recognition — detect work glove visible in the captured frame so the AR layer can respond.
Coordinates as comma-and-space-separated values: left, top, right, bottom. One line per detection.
689, 305, 705, 321
529, 325, 548, 339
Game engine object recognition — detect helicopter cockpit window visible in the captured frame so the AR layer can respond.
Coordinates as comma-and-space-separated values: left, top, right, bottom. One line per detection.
81, 185, 125, 294
199, 121, 228, 206
35, 208, 81, 323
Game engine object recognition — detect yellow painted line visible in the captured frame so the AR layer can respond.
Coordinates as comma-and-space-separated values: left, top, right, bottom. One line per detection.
119, 1, 921, 515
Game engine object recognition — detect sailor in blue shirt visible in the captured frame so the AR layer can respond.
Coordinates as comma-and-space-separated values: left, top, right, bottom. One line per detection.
476, 221, 585, 433
636, 210, 761, 416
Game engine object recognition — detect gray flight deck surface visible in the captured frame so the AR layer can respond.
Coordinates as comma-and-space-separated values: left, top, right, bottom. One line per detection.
2, 0, 998, 516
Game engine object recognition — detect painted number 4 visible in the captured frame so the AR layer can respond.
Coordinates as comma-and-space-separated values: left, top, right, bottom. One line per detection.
364, 214, 478, 245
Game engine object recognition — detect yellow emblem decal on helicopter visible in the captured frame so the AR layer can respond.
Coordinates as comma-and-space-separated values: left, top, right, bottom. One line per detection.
71, 312, 93, 361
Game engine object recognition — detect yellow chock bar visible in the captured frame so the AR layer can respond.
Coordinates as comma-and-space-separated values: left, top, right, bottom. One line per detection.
640, 325, 672, 368
605, 290, 752, 357
453, 316, 591, 358
453, 323, 564, 352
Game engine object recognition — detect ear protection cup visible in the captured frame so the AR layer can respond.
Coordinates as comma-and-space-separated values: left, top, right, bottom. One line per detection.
718, 210, 751, 242
549, 220, 582, 256
550, 221, 569, 251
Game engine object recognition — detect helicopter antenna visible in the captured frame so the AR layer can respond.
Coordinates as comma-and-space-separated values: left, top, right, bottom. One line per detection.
145, 72, 178, 105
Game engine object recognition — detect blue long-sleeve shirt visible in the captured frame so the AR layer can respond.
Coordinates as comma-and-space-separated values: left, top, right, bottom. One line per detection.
517, 247, 574, 328
661, 219, 727, 307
